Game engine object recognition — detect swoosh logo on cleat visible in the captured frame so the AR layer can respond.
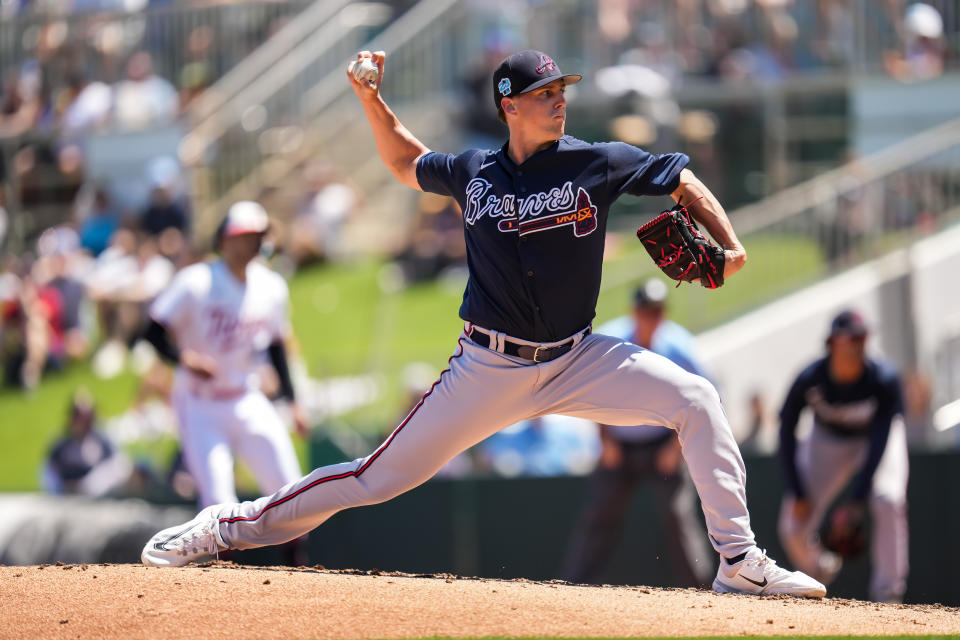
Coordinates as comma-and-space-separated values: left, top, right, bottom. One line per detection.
742, 576, 768, 588
154, 525, 193, 551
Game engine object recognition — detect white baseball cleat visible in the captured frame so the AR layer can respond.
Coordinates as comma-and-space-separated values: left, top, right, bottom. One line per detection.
141, 505, 228, 567
713, 547, 826, 598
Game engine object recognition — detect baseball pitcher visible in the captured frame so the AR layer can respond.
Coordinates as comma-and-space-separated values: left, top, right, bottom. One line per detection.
142, 50, 825, 598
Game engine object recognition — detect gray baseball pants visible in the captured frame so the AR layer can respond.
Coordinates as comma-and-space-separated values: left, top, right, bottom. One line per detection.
778, 418, 909, 602
214, 328, 757, 560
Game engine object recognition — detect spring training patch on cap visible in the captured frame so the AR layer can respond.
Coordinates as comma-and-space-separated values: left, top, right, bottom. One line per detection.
498, 78, 511, 96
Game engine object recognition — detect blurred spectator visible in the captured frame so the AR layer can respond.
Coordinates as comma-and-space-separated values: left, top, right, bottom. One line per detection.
287, 162, 358, 266
56, 142, 85, 196
0, 61, 52, 138
76, 187, 120, 256
177, 25, 215, 112
86, 229, 174, 378
813, 0, 858, 69
34, 226, 92, 361
42, 388, 132, 497
113, 51, 177, 131
140, 156, 189, 237
0, 253, 66, 389
392, 192, 466, 285
751, 6, 811, 81
885, 2, 946, 81
14, 142, 84, 220
58, 71, 113, 139
1, 267, 28, 386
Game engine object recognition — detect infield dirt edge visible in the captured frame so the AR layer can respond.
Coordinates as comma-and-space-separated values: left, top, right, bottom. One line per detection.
2, 564, 958, 640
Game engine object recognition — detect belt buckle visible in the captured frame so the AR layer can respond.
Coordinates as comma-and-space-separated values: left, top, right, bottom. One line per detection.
532, 345, 547, 363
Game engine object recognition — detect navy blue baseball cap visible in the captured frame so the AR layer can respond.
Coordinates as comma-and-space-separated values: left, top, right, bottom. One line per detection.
828, 310, 868, 339
492, 50, 582, 110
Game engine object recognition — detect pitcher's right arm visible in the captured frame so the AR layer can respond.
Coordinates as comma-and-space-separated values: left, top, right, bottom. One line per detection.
347, 50, 429, 191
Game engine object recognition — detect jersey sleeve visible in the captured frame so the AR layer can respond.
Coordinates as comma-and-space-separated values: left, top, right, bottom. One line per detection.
778, 368, 813, 499
416, 151, 458, 196
149, 269, 194, 330
605, 142, 690, 198
850, 367, 903, 500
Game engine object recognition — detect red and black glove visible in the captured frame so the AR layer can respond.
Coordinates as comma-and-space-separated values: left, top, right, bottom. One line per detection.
823, 502, 868, 559
636, 204, 726, 289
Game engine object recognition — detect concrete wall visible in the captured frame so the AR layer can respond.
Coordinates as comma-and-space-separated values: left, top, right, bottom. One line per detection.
853, 73, 960, 157
696, 223, 960, 450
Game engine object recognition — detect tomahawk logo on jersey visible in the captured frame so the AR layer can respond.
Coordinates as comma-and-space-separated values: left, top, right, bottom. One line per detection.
495, 187, 597, 237
464, 178, 597, 238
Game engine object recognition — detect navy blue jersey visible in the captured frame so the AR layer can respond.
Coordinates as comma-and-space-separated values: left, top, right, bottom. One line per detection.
416, 135, 689, 342
778, 357, 903, 501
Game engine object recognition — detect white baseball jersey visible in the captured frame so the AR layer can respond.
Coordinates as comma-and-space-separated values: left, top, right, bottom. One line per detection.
150, 258, 301, 508
150, 259, 289, 396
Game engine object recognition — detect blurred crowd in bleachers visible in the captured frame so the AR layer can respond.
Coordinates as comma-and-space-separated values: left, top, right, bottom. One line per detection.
583, 0, 953, 82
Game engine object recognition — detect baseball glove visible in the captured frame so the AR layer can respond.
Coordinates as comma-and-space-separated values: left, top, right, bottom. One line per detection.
636, 204, 726, 289
823, 502, 868, 559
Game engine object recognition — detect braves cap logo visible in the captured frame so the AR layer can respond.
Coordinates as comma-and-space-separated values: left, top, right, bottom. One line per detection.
498, 78, 512, 96
535, 54, 557, 74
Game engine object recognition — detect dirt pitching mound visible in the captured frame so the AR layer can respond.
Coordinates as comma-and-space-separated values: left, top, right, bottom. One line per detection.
2, 563, 958, 639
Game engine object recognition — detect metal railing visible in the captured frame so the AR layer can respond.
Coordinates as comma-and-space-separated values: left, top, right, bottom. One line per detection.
728, 115, 960, 296
183, 0, 358, 126
599, 116, 960, 332
185, 0, 471, 231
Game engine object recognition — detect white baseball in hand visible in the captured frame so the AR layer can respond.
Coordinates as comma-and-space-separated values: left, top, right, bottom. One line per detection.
348, 58, 379, 86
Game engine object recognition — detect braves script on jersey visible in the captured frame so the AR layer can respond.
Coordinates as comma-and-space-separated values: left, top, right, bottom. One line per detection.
417, 135, 689, 342
150, 260, 290, 394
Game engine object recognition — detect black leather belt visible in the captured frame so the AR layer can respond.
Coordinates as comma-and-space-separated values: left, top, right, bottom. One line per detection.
467, 327, 590, 363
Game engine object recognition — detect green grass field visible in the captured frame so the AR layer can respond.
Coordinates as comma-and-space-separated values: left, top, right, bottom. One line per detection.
0, 231, 824, 491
